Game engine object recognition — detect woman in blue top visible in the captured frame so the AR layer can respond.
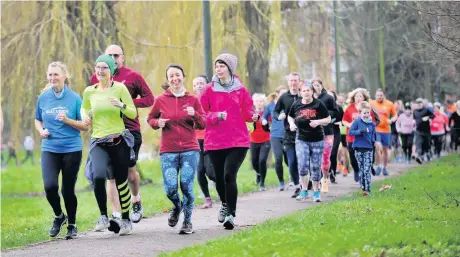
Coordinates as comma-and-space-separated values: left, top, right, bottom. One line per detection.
35, 62, 89, 239
348, 101, 380, 196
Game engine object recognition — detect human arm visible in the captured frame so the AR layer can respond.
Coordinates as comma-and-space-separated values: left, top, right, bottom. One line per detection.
147, 99, 165, 130
348, 120, 363, 136
191, 97, 206, 130
273, 96, 285, 120
242, 88, 258, 122
133, 75, 155, 108
56, 98, 89, 131
118, 85, 137, 119
200, 87, 224, 125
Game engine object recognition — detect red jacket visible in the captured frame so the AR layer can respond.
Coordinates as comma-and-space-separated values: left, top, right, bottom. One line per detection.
250, 110, 270, 143
343, 103, 377, 143
147, 90, 205, 154
200, 75, 255, 151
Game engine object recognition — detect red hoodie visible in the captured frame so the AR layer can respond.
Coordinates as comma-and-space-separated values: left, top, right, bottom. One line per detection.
147, 90, 205, 154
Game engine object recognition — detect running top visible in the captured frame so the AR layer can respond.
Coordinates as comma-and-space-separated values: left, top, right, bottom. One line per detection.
82, 81, 136, 138
371, 99, 397, 133
396, 113, 416, 135
317, 89, 338, 136
262, 101, 285, 139
35, 85, 83, 153
251, 110, 270, 143
90, 66, 154, 131
288, 98, 329, 142
413, 107, 435, 135
430, 111, 449, 135
449, 111, 460, 130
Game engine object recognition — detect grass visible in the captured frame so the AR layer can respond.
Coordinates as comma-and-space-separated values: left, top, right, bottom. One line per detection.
161, 155, 460, 257
1, 155, 287, 249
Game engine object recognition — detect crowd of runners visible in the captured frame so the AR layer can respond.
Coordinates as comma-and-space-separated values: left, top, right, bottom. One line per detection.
34, 44, 460, 239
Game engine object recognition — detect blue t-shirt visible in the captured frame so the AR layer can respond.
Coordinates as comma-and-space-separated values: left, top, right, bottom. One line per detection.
263, 102, 285, 139
35, 85, 83, 153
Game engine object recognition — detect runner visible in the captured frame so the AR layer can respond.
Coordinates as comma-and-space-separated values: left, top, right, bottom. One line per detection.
449, 101, 460, 153
250, 93, 271, 191
370, 89, 397, 176
348, 101, 378, 196
413, 98, 435, 164
147, 64, 205, 234
396, 103, 416, 163
391, 100, 404, 162
83, 54, 137, 235
35, 61, 88, 239
327, 90, 343, 184
287, 82, 331, 202
200, 53, 259, 230
430, 102, 449, 158
262, 86, 288, 191
336, 93, 349, 176
193, 74, 215, 209
90, 45, 154, 223
312, 78, 338, 192
273, 72, 302, 198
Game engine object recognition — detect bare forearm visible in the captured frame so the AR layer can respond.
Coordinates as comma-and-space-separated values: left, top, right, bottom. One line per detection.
63, 119, 89, 131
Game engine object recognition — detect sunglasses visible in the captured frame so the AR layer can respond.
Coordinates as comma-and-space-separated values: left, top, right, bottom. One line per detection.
108, 54, 122, 58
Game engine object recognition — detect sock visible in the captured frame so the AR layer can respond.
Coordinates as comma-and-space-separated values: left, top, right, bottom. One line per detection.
112, 212, 122, 219
131, 194, 141, 202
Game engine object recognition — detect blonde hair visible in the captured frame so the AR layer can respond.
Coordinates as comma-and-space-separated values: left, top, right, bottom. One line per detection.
252, 93, 267, 106
357, 101, 371, 112
347, 87, 371, 104
42, 62, 71, 93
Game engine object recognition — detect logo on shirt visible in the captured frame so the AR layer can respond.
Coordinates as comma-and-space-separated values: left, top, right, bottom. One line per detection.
45, 107, 69, 116
298, 109, 317, 119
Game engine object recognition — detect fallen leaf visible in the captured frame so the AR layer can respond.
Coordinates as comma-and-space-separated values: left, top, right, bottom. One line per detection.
379, 184, 392, 192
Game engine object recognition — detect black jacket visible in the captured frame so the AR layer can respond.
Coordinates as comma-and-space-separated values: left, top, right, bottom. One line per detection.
414, 107, 435, 135
317, 89, 339, 136
274, 91, 300, 144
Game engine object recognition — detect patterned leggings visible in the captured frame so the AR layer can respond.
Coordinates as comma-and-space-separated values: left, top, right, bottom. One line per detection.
295, 139, 324, 181
321, 135, 334, 175
354, 150, 373, 192
160, 151, 199, 222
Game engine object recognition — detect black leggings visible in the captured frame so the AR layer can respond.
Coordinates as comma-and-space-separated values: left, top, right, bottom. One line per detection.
347, 144, 359, 174
207, 147, 248, 217
330, 128, 341, 175
91, 139, 131, 220
270, 138, 287, 183
250, 141, 271, 186
400, 133, 414, 159
431, 134, 444, 156
416, 132, 431, 156
197, 139, 215, 198
42, 151, 82, 224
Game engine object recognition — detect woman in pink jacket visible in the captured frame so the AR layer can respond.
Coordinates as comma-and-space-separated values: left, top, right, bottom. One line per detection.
200, 53, 258, 230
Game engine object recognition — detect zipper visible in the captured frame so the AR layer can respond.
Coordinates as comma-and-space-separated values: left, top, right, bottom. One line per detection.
176, 96, 182, 149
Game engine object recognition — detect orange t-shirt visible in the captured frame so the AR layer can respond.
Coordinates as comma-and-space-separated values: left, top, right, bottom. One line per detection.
371, 99, 397, 133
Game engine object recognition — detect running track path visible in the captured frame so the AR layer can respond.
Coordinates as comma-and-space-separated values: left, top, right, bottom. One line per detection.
3, 163, 415, 257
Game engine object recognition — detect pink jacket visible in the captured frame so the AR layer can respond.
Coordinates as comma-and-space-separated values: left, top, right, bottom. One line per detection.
200, 75, 255, 151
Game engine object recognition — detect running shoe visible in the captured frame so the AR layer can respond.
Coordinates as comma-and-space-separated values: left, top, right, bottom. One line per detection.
291, 187, 301, 198
375, 167, 382, 176
49, 214, 67, 237
108, 216, 122, 233
337, 163, 343, 173
278, 182, 285, 191
94, 215, 109, 232
362, 191, 370, 197
321, 179, 329, 193
200, 197, 213, 209
415, 157, 423, 164
382, 168, 389, 176
288, 182, 295, 188
353, 171, 360, 182
223, 215, 235, 230
259, 185, 267, 191
168, 204, 182, 227
330, 171, 337, 184
313, 191, 321, 202
65, 224, 77, 240
343, 168, 348, 177
218, 203, 228, 223
179, 221, 194, 234
131, 201, 144, 223
255, 174, 261, 185
295, 190, 309, 201
119, 219, 133, 235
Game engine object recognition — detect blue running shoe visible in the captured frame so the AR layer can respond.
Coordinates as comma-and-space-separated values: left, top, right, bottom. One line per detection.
375, 167, 382, 176
382, 168, 389, 176
353, 171, 360, 182
313, 191, 321, 202
295, 190, 309, 201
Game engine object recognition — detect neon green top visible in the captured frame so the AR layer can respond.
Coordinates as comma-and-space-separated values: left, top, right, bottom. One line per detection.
82, 81, 136, 138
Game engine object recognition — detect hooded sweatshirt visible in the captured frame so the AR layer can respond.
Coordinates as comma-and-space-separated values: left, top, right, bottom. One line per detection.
200, 75, 255, 151
348, 117, 377, 149
147, 89, 205, 154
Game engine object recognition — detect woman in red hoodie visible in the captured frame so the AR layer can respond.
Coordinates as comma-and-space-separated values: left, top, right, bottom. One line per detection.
200, 53, 259, 230
250, 93, 271, 191
147, 64, 205, 234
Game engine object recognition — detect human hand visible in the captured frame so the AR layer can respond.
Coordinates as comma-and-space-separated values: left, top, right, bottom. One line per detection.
278, 113, 286, 120
185, 106, 195, 116
109, 97, 123, 108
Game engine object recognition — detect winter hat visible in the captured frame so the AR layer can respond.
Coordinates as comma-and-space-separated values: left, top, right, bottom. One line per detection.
214, 53, 237, 76
95, 54, 115, 75
404, 102, 411, 110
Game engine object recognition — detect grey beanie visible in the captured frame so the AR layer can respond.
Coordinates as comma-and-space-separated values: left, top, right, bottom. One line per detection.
214, 53, 237, 75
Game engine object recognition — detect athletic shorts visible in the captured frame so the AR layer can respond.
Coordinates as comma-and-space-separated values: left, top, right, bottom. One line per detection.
377, 132, 391, 148
107, 130, 142, 180
391, 133, 400, 149
340, 134, 347, 147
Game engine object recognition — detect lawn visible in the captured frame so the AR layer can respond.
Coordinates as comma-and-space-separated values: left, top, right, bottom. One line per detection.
161, 155, 460, 257
1, 154, 287, 249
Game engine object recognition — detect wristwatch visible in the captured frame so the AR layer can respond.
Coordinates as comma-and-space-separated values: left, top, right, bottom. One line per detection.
122, 103, 127, 110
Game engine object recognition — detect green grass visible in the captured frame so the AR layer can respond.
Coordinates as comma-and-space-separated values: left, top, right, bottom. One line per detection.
1, 156, 287, 249
162, 155, 460, 257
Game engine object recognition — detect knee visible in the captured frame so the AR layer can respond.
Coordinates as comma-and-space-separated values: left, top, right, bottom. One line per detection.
299, 169, 308, 177
164, 184, 178, 197
44, 184, 59, 195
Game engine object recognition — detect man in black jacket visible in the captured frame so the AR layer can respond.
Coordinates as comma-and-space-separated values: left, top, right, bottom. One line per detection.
274, 72, 301, 198
413, 98, 435, 163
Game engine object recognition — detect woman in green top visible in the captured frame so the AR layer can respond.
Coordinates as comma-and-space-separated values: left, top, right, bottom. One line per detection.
81, 54, 137, 235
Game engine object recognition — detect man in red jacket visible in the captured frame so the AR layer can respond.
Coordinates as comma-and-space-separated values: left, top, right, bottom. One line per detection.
90, 45, 154, 224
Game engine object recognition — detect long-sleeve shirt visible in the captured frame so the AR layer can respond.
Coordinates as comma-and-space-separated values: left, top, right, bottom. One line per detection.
262, 101, 284, 139
82, 81, 136, 139
273, 91, 300, 144
90, 66, 154, 131
348, 118, 377, 149
413, 107, 435, 135
396, 113, 416, 135
430, 111, 449, 135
